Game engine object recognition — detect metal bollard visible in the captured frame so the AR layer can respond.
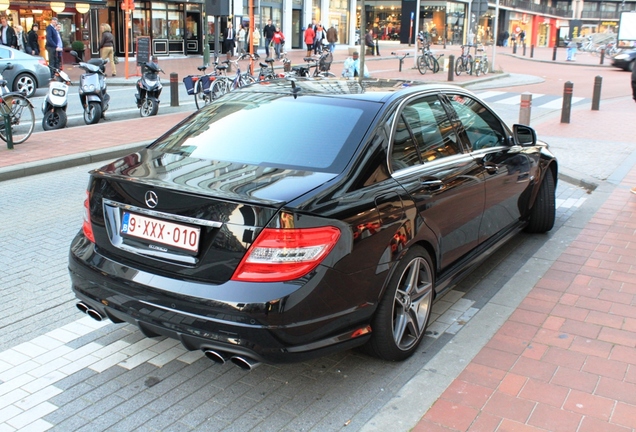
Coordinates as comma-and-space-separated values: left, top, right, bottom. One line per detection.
560, 81, 573, 124
519, 93, 533, 125
523, 43, 527, 56
3, 113, 13, 149
375, 40, 380, 56
513, 42, 517, 54
447, 55, 454, 82
170, 72, 179, 107
530, 45, 535, 58
552, 45, 557, 61
591, 75, 602, 111
599, 49, 605, 65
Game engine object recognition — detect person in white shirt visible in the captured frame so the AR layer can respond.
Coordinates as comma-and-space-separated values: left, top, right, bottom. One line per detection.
341, 51, 369, 78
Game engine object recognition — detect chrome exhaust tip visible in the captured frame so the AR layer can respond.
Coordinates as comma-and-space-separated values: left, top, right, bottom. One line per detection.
203, 350, 229, 365
76, 302, 89, 314
86, 308, 105, 322
230, 356, 261, 371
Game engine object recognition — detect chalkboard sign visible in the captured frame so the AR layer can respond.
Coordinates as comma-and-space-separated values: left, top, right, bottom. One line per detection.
136, 36, 150, 66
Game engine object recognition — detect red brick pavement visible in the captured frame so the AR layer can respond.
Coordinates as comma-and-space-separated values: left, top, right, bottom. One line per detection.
414, 97, 636, 432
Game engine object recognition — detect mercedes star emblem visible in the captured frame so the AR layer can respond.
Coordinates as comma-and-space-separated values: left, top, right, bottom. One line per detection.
144, 191, 158, 208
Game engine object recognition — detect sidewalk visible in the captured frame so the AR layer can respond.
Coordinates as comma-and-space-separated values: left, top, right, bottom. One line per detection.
1, 46, 634, 432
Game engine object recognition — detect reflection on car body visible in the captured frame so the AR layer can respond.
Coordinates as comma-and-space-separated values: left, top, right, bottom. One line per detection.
69, 79, 557, 370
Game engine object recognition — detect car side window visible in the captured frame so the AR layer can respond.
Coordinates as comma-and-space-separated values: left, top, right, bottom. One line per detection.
447, 94, 507, 151
0, 48, 9, 59
390, 96, 462, 170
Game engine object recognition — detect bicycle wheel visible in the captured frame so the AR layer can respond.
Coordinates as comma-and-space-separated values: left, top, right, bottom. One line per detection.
481, 59, 489, 75
0, 94, 35, 144
466, 56, 473, 75
417, 56, 427, 75
211, 78, 230, 100
454, 57, 464, 76
474, 60, 481, 76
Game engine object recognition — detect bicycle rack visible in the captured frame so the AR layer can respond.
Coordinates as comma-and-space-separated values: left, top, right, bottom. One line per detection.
391, 52, 410, 72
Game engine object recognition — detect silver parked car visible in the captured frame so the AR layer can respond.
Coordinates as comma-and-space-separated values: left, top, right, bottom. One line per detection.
0, 46, 50, 97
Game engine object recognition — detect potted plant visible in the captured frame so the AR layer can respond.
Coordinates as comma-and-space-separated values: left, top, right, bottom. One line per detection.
71, 40, 85, 62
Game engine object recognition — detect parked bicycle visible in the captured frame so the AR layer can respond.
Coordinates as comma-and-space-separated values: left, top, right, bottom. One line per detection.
0, 63, 35, 145
210, 58, 256, 100
183, 62, 229, 110
455, 44, 473, 76
473, 45, 489, 76
417, 44, 444, 74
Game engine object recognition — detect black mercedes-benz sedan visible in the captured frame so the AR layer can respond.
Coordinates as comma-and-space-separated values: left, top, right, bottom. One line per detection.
69, 79, 557, 370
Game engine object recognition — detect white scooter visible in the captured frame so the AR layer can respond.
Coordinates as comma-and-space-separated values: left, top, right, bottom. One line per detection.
70, 50, 110, 125
41, 68, 71, 130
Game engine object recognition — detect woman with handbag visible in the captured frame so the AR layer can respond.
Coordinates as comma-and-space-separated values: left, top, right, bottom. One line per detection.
99, 23, 117, 76
272, 27, 284, 60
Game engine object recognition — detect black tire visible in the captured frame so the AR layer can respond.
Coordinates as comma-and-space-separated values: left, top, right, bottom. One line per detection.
482, 59, 489, 75
13, 73, 37, 98
466, 56, 473, 75
417, 56, 427, 75
140, 97, 159, 117
42, 109, 67, 130
628, 61, 634, 72
525, 171, 556, 233
455, 57, 464, 75
84, 101, 102, 125
364, 245, 434, 361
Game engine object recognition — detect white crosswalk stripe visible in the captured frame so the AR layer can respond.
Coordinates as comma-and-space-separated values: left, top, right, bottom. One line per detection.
476, 91, 588, 109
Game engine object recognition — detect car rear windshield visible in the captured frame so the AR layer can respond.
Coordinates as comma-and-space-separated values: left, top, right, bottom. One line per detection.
150, 94, 381, 173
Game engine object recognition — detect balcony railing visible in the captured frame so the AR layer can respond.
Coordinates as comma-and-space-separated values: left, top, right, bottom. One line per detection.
497, 0, 571, 17
581, 10, 621, 19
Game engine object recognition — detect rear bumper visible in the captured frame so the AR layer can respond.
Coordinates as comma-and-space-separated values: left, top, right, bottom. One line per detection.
68, 234, 374, 364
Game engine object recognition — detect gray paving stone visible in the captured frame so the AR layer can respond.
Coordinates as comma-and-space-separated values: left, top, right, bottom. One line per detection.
77, 393, 126, 420
178, 400, 225, 428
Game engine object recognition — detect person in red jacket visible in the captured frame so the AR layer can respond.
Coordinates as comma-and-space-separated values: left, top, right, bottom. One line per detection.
304, 25, 315, 58
272, 27, 284, 59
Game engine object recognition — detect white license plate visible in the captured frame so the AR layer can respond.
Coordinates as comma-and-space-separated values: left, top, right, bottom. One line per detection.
121, 212, 201, 253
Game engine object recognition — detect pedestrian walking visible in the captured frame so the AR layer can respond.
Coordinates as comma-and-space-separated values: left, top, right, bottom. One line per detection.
237, 24, 246, 55
223, 22, 235, 61
304, 24, 315, 58
16, 25, 27, 52
263, 19, 275, 58
272, 27, 284, 59
1, 16, 17, 48
55, 23, 63, 70
45, 17, 60, 77
502, 30, 509, 47
326, 24, 338, 53
566, 39, 576, 61
99, 23, 117, 76
365, 29, 375, 55
27, 23, 39, 56
314, 23, 324, 54
252, 28, 260, 57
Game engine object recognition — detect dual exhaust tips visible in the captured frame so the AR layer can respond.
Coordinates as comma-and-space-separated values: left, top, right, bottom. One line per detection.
76, 303, 260, 371
76, 302, 105, 322
204, 349, 261, 371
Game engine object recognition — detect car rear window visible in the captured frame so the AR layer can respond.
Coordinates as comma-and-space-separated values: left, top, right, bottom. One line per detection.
150, 94, 381, 173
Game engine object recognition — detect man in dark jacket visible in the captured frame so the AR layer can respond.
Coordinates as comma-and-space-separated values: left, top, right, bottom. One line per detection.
45, 17, 60, 77
0, 16, 17, 48
27, 24, 40, 55
262, 19, 275, 58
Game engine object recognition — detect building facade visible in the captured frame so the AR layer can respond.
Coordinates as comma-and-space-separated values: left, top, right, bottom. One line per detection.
2, 0, 633, 61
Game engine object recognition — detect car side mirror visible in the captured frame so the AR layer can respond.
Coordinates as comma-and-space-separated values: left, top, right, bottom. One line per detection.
513, 124, 537, 146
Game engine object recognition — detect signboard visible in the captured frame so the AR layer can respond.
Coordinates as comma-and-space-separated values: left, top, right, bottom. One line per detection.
136, 36, 150, 66
618, 12, 636, 41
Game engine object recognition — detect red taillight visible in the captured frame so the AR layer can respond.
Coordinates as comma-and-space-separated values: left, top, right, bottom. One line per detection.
231, 227, 341, 282
82, 191, 95, 243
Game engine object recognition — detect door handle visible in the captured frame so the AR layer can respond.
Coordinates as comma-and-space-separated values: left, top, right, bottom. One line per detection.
483, 162, 498, 174
421, 179, 444, 190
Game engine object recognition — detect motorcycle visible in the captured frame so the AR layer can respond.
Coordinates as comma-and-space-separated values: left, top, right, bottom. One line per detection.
70, 50, 110, 125
135, 61, 164, 117
41, 68, 71, 130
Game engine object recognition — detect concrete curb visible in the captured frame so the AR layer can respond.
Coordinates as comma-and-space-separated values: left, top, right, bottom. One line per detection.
501, 52, 613, 68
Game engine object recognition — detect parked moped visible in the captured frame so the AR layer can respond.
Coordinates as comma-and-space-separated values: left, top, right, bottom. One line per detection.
70, 50, 110, 125
41, 68, 71, 130
135, 61, 164, 117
